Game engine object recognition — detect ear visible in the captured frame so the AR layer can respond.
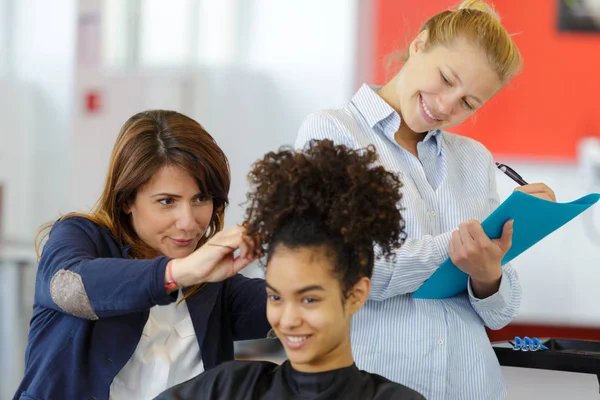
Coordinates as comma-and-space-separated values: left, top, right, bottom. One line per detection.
123, 203, 132, 215
409, 29, 429, 58
346, 277, 371, 316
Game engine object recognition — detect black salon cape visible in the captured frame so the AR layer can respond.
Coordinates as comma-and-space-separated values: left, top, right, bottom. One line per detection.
154, 360, 425, 400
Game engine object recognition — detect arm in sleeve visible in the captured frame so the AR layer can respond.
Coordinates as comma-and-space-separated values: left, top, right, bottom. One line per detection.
467, 154, 522, 329
36, 217, 176, 320
227, 274, 271, 341
468, 264, 521, 330
368, 232, 453, 300
155, 361, 275, 400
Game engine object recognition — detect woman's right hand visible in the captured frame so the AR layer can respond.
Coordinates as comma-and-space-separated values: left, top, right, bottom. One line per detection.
514, 183, 556, 202
169, 225, 261, 287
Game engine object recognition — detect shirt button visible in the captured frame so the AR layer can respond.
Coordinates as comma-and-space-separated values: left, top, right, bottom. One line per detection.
429, 210, 436, 216
438, 339, 444, 345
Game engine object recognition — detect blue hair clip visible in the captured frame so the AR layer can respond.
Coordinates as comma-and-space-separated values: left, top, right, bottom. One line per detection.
512, 336, 523, 351
530, 337, 549, 351
510, 336, 548, 351
522, 336, 532, 352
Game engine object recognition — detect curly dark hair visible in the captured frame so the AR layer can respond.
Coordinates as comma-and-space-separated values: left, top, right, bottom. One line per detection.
244, 139, 406, 297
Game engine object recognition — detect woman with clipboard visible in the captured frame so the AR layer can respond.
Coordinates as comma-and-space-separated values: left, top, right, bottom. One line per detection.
295, 1, 555, 399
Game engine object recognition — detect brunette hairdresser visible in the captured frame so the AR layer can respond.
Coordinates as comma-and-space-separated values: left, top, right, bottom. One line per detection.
14, 110, 270, 400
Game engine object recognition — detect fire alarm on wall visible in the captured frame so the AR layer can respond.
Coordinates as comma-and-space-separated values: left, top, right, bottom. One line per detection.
85, 90, 102, 113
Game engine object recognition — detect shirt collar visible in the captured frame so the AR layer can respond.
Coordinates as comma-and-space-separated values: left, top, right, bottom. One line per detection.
351, 84, 443, 156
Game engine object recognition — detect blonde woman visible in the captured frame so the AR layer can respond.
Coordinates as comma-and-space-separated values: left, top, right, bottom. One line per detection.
296, 1, 556, 399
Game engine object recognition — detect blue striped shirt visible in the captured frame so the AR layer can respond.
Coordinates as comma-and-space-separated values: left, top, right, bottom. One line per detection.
295, 84, 521, 400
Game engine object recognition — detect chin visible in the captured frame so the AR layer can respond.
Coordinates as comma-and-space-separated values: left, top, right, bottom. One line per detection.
288, 353, 317, 367
404, 116, 429, 134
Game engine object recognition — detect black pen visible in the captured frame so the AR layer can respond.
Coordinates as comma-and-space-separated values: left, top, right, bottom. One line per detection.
495, 162, 528, 186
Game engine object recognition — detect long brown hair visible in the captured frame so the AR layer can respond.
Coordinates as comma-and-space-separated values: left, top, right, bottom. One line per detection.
35, 110, 230, 296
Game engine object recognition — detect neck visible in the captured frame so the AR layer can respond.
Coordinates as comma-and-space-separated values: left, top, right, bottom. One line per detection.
378, 74, 426, 157
290, 332, 354, 373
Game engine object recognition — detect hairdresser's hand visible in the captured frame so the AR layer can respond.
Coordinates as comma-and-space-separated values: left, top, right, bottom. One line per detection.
170, 225, 260, 287
449, 219, 513, 298
514, 183, 556, 202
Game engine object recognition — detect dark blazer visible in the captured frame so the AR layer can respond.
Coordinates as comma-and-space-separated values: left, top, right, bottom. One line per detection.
14, 216, 270, 400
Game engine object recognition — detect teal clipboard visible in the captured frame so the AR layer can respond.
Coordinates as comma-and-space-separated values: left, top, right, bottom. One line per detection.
412, 191, 600, 299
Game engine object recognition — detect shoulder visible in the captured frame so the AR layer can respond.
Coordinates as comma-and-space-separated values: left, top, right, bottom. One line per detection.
206, 360, 279, 390
43, 215, 121, 258
158, 361, 277, 399
299, 108, 355, 128
363, 371, 426, 399
48, 215, 105, 244
296, 108, 357, 149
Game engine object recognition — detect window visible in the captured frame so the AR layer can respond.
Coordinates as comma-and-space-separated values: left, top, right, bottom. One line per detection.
102, 0, 238, 69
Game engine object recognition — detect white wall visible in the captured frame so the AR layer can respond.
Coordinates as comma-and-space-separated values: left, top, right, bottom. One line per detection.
494, 159, 600, 327
0, 82, 36, 241
10, 0, 77, 241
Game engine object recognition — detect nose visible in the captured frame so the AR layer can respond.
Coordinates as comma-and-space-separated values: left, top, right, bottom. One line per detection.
436, 94, 454, 116
174, 204, 198, 231
279, 303, 302, 330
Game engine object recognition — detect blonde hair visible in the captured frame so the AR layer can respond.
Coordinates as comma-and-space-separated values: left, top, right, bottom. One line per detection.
388, 0, 522, 84
423, 0, 522, 83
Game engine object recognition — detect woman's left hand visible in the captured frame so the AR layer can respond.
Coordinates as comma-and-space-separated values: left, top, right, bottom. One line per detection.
514, 183, 556, 202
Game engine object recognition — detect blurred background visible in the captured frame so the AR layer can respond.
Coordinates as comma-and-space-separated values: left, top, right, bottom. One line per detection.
1, 0, 600, 398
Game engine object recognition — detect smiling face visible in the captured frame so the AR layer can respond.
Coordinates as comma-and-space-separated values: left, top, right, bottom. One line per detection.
265, 244, 369, 373
125, 164, 214, 259
384, 32, 502, 137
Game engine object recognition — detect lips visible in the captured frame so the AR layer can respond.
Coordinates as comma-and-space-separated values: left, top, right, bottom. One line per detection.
282, 334, 313, 350
419, 94, 443, 124
171, 238, 194, 246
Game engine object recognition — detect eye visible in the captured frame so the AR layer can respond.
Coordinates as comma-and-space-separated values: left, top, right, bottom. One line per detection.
440, 71, 451, 86
158, 197, 175, 206
193, 195, 208, 204
462, 99, 474, 110
267, 294, 280, 302
302, 297, 318, 304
